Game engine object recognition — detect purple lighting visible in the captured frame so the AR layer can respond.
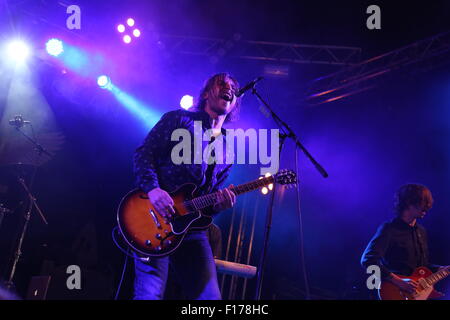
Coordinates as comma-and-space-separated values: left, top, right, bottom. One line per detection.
117, 18, 140, 44
123, 35, 131, 44
117, 24, 125, 33
127, 18, 135, 27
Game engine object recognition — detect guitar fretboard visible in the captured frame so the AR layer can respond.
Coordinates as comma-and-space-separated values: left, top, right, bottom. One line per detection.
185, 175, 275, 211
425, 266, 450, 286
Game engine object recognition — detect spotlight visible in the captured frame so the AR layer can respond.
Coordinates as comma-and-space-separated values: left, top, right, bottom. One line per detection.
46, 38, 64, 57
180, 95, 194, 110
6, 40, 31, 63
133, 29, 141, 37
117, 24, 125, 33
127, 18, 135, 27
97, 75, 111, 89
123, 35, 131, 44
117, 18, 141, 43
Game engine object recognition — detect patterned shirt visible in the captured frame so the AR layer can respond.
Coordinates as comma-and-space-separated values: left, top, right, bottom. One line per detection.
134, 109, 232, 204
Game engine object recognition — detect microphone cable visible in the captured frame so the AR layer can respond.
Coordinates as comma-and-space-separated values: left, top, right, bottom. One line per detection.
295, 144, 311, 300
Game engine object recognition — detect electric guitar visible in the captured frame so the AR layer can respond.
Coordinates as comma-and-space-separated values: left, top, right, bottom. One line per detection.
379, 266, 450, 300
117, 169, 297, 257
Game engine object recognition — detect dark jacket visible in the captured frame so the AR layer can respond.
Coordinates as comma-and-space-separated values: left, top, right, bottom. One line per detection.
361, 217, 441, 279
134, 109, 232, 201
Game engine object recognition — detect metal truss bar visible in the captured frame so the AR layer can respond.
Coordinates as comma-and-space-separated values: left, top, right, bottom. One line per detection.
160, 34, 362, 66
306, 30, 450, 105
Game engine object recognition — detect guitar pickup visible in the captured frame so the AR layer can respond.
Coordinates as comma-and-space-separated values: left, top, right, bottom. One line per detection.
149, 209, 162, 229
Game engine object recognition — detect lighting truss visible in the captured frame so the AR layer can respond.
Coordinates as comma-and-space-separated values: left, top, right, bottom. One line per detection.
159, 34, 362, 66
305, 30, 450, 106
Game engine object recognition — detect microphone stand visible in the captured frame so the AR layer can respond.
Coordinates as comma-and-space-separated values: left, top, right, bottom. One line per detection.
13, 126, 53, 158
4, 125, 50, 291
251, 86, 328, 300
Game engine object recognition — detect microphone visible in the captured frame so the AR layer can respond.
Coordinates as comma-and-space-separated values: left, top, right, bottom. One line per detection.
235, 76, 264, 97
8, 115, 30, 128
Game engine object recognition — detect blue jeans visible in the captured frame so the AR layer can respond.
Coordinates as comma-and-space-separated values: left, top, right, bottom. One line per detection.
133, 231, 221, 300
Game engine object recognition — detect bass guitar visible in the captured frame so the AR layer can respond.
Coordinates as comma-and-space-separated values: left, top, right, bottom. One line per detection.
117, 169, 296, 257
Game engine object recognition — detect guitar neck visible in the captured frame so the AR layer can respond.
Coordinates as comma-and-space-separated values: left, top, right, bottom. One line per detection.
426, 266, 450, 286
230, 176, 275, 196
188, 176, 275, 210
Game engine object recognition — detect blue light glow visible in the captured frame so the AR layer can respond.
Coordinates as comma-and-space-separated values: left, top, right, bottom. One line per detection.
100, 83, 161, 128
60, 46, 89, 75
97, 75, 111, 89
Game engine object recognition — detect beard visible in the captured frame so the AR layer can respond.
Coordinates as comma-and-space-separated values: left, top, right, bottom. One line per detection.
210, 98, 232, 115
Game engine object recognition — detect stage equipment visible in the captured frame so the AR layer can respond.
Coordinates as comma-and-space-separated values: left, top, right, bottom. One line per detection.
116, 17, 141, 44
2, 118, 52, 291
242, 78, 329, 300
307, 30, 450, 105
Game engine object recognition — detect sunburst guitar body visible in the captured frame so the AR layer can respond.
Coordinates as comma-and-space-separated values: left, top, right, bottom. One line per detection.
379, 266, 450, 300
117, 169, 297, 258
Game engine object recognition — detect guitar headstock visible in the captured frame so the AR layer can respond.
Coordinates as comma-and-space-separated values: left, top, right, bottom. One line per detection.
274, 169, 297, 187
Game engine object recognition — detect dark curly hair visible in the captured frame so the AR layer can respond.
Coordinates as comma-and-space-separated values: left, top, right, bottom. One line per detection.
393, 183, 433, 216
192, 73, 242, 123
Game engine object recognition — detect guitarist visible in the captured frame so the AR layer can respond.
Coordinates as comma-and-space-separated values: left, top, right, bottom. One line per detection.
132, 73, 241, 300
361, 183, 448, 298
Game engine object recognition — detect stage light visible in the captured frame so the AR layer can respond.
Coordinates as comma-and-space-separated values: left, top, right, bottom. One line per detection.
123, 35, 131, 44
180, 95, 194, 110
6, 40, 31, 63
261, 187, 268, 195
117, 18, 140, 43
127, 18, 135, 27
133, 29, 141, 37
117, 24, 125, 33
97, 75, 111, 89
265, 172, 273, 190
46, 38, 64, 57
